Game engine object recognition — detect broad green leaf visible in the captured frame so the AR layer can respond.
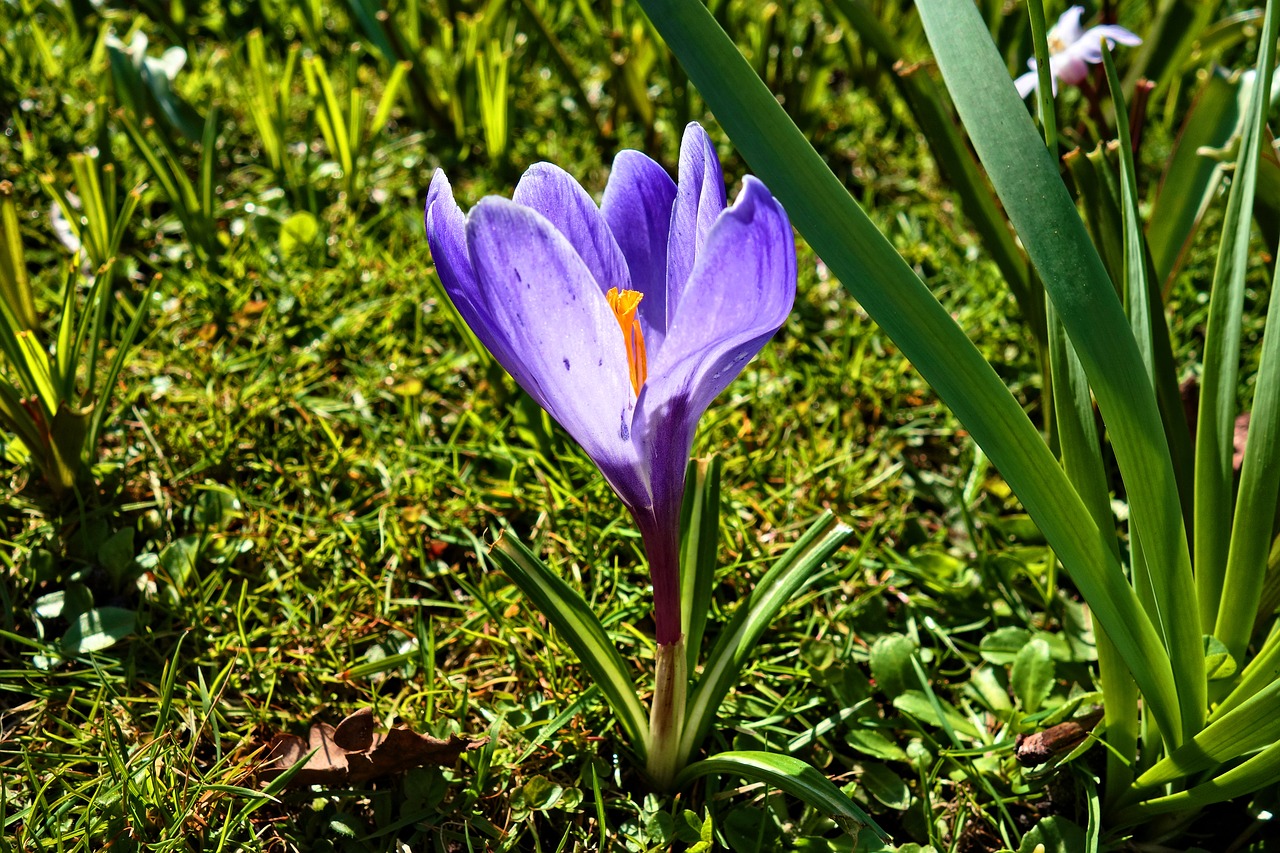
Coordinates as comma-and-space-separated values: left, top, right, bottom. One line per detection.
844, 727, 910, 763
892, 691, 980, 739
158, 535, 200, 593
33, 585, 93, 621
673, 751, 889, 842
635, 0, 1183, 750
1018, 816, 1087, 853
490, 530, 649, 758
1194, 0, 1280, 632
979, 627, 1033, 665
859, 762, 911, 810
280, 211, 321, 259
61, 606, 136, 655
869, 633, 917, 697
967, 666, 1012, 714
99, 528, 137, 579
679, 513, 852, 763
1011, 638, 1055, 714
916, 0, 1201, 744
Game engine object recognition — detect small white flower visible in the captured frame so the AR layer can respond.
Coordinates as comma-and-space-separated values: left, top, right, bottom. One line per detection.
1014, 6, 1142, 99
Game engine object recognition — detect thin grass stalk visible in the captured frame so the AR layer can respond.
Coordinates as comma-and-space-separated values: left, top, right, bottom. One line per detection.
1025, 0, 1057, 154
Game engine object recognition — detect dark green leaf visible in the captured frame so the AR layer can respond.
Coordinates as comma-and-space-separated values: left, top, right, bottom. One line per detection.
61, 607, 135, 655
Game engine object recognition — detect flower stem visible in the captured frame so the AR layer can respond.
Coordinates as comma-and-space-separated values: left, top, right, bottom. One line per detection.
645, 635, 687, 790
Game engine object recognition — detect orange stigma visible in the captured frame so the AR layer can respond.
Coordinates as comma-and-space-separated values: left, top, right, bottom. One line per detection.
606, 287, 647, 395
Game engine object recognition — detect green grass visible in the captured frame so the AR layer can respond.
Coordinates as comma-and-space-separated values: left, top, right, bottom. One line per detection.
1, 0, 1272, 850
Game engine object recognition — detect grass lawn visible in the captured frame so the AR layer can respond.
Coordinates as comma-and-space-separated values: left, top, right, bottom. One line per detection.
2, 0, 1278, 851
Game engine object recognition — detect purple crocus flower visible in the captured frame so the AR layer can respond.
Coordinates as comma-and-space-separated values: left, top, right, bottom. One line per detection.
1014, 5, 1141, 99
424, 123, 796, 649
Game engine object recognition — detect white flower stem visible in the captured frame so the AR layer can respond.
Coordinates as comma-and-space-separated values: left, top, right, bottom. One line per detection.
645, 635, 687, 790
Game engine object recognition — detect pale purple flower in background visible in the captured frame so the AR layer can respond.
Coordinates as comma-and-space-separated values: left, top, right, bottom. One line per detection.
424, 123, 796, 649
1014, 6, 1142, 99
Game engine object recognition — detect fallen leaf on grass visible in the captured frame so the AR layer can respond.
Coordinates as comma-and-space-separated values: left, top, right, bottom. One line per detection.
261, 707, 484, 787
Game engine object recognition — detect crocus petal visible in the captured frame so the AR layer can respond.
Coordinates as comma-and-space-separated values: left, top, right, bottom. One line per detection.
1014, 69, 1039, 99
601, 149, 678, 348
1050, 6, 1086, 46
512, 162, 632, 297
464, 197, 647, 507
1052, 52, 1090, 87
636, 177, 795, 517
426, 170, 519, 370
666, 123, 727, 326
1070, 25, 1143, 63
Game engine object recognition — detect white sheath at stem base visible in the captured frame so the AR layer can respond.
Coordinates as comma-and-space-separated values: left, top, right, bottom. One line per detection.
646, 635, 688, 790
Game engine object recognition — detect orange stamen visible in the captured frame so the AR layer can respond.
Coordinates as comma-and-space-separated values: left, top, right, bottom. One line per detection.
606, 287, 648, 395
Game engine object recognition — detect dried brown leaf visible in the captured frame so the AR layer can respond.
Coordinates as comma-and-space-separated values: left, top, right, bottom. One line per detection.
260, 707, 484, 788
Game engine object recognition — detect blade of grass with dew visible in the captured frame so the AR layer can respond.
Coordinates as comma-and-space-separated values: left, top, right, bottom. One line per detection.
1194, 0, 1280, 630
633, 0, 1184, 745
488, 529, 649, 758
674, 751, 889, 842
917, 0, 1202, 743
679, 512, 853, 764
679, 455, 721, 673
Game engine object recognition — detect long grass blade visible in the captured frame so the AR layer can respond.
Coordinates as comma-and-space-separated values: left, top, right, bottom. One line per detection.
1119, 739, 1280, 822
1148, 70, 1241, 291
1212, 11, 1280, 666
679, 513, 853, 763
679, 455, 721, 672
825, 0, 1040, 348
634, 0, 1184, 746
1194, 0, 1280, 631
674, 751, 889, 842
916, 0, 1202, 743
488, 529, 649, 758
0, 181, 37, 331
86, 273, 158, 453
1133, 678, 1280, 792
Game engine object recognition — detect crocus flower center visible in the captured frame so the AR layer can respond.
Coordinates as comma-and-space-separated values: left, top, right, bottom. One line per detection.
606, 287, 647, 395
